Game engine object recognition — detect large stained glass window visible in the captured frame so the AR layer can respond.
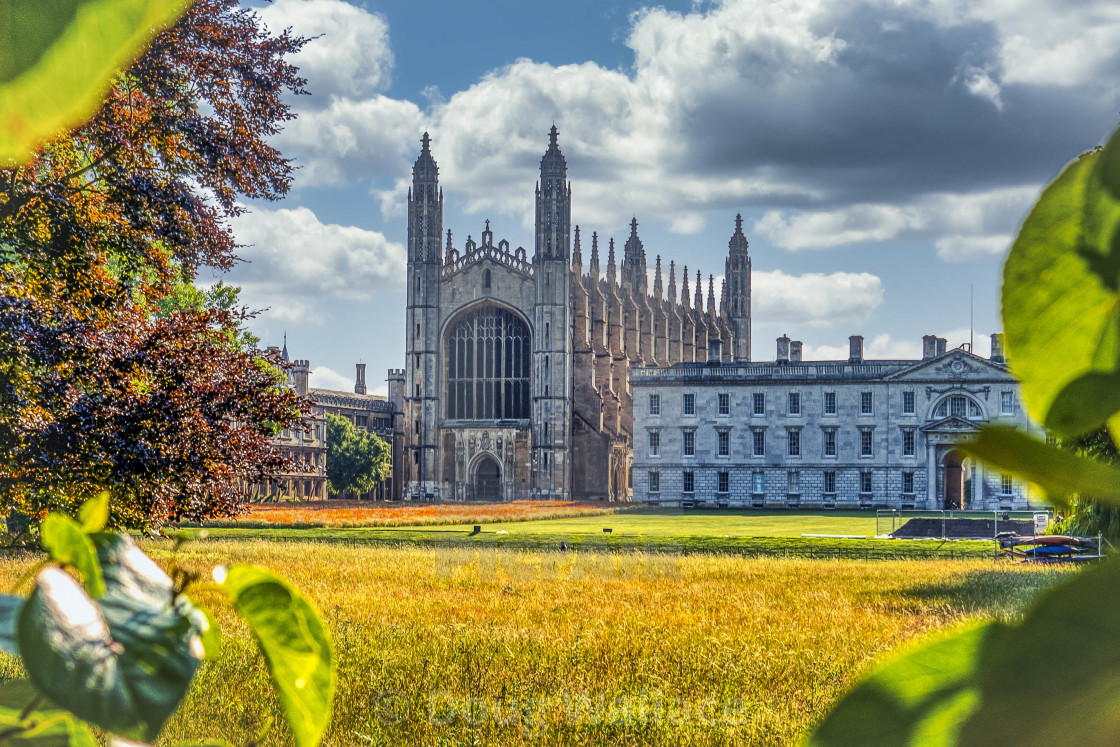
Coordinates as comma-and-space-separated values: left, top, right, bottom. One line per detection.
446, 306, 531, 420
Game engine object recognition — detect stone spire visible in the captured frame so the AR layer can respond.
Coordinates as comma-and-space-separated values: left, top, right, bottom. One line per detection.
694, 270, 703, 313
607, 237, 617, 286
728, 212, 749, 255
681, 265, 690, 307
668, 260, 677, 304
590, 231, 600, 280
535, 125, 571, 260
621, 216, 647, 295
408, 132, 443, 263
653, 255, 663, 300
707, 274, 717, 320
725, 212, 752, 361
720, 278, 727, 315
281, 332, 289, 362
572, 225, 582, 271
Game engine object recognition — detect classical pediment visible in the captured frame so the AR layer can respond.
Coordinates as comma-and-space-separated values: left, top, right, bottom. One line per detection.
884, 348, 1015, 383
920, 416, 984, 433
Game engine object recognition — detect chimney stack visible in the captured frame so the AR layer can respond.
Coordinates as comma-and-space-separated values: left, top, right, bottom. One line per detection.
936, 337, 947, 356
790, 340, 803, 363
990, 333, 1005, 363
776, 334, 791, 364
707, 337, 723, 363
355, 362, 367, 395
849, 335, 864, 363
922, 335, 938, 359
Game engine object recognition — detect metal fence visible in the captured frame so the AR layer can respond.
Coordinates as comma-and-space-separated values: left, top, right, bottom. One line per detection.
875, 509, 1052, 539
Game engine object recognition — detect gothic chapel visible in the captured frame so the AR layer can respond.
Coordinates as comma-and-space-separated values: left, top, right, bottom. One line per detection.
403, 128, 752, 501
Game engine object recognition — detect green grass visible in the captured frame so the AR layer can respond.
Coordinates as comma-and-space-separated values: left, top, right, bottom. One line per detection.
155, 543, 1071, 745
181, 510, 994, 560
0, 540, 1070, 745
378, 509, 881, 538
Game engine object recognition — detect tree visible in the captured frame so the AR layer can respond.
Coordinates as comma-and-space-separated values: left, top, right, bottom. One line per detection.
1056, 428, 1120, 538
325, 413, 391, 498
0, 0, 310, 530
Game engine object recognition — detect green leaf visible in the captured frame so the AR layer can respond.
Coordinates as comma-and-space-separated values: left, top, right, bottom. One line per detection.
960, 426, 1120, 504
0, 594, 22, 654
0, 0, 192, 165
18, 534, 206, 741
39, 513, 104, 598
78, 493, 110, 533
218, 565, 334, 747
0, 699, 100, 745
805, 623, 1001, 746
1001, 146, 1120, 436
960, 558, 1120, 743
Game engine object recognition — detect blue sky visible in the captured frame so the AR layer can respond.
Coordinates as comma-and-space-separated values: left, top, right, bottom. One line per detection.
220, 0, 1120, 395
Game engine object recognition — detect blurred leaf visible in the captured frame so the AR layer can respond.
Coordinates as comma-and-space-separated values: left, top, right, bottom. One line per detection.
0, 0, 192, 165
0, 594, 22, 654
960, 558, 1120, 742
219, 565, 334, 747
39, 513, 103, 598
805, 623, 999, 746
1001, 146, 1120, 436
185, 601, 220, 660
961, 426, 1120, 504
0, 699, 100, 745
78, 493, 110, 533
19, 534, 205, 741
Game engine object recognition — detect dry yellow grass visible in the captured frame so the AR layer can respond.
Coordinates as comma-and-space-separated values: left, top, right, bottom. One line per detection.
0, 541, 1068, 746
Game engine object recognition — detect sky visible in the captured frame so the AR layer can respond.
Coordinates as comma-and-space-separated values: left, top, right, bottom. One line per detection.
216, 0, 1120, 396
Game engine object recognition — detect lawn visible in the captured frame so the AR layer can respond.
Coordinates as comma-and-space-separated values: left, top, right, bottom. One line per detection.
184, 509, 993, 560
397, 508, 880, 537
0, 540, 1068, 746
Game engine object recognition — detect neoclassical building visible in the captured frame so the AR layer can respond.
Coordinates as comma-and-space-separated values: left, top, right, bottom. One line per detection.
402, 128, 752, 501
631, 333, 1035, 510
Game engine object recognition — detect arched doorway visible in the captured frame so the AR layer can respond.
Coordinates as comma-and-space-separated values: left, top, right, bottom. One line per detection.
474, 455, 501, 501
943, 450, 974, 510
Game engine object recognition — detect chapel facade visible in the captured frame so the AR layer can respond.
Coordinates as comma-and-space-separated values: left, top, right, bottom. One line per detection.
403, 128, 752, 501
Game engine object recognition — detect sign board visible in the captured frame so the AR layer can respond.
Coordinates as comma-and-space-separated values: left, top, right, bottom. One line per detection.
1034, 513, 1049, 534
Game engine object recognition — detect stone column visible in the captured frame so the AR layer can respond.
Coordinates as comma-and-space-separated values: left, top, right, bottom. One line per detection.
926, 442, 938, 510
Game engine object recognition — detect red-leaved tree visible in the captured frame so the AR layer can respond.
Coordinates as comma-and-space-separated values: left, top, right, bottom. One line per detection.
0, 0, 310, 530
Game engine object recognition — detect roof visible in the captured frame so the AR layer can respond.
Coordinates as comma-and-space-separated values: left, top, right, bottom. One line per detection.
307, 388, 392, 412
631, 349, 1010, 385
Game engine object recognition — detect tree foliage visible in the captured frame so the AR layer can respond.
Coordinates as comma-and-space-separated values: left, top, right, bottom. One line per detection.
0, 0, 310, 530
325, 412, 391, 497
1055, 428, 1120, 538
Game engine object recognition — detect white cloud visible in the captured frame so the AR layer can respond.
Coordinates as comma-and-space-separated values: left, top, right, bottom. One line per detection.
309, 365, 354, 391
935, 234, 1011, 262
274, 96, 423, 187
936, 0, 1120, 87
259, 0, 394, 103
753, 269, 884, 327
755, 205, 928, 250
756, 187, 1036, 257
229, 205, 406, 322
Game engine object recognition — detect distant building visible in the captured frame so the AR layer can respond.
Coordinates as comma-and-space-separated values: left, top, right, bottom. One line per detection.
631, 333, 1034, 510
253, 343, 328, 501
401, 128, 750, 502
307, 362, 403, 500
